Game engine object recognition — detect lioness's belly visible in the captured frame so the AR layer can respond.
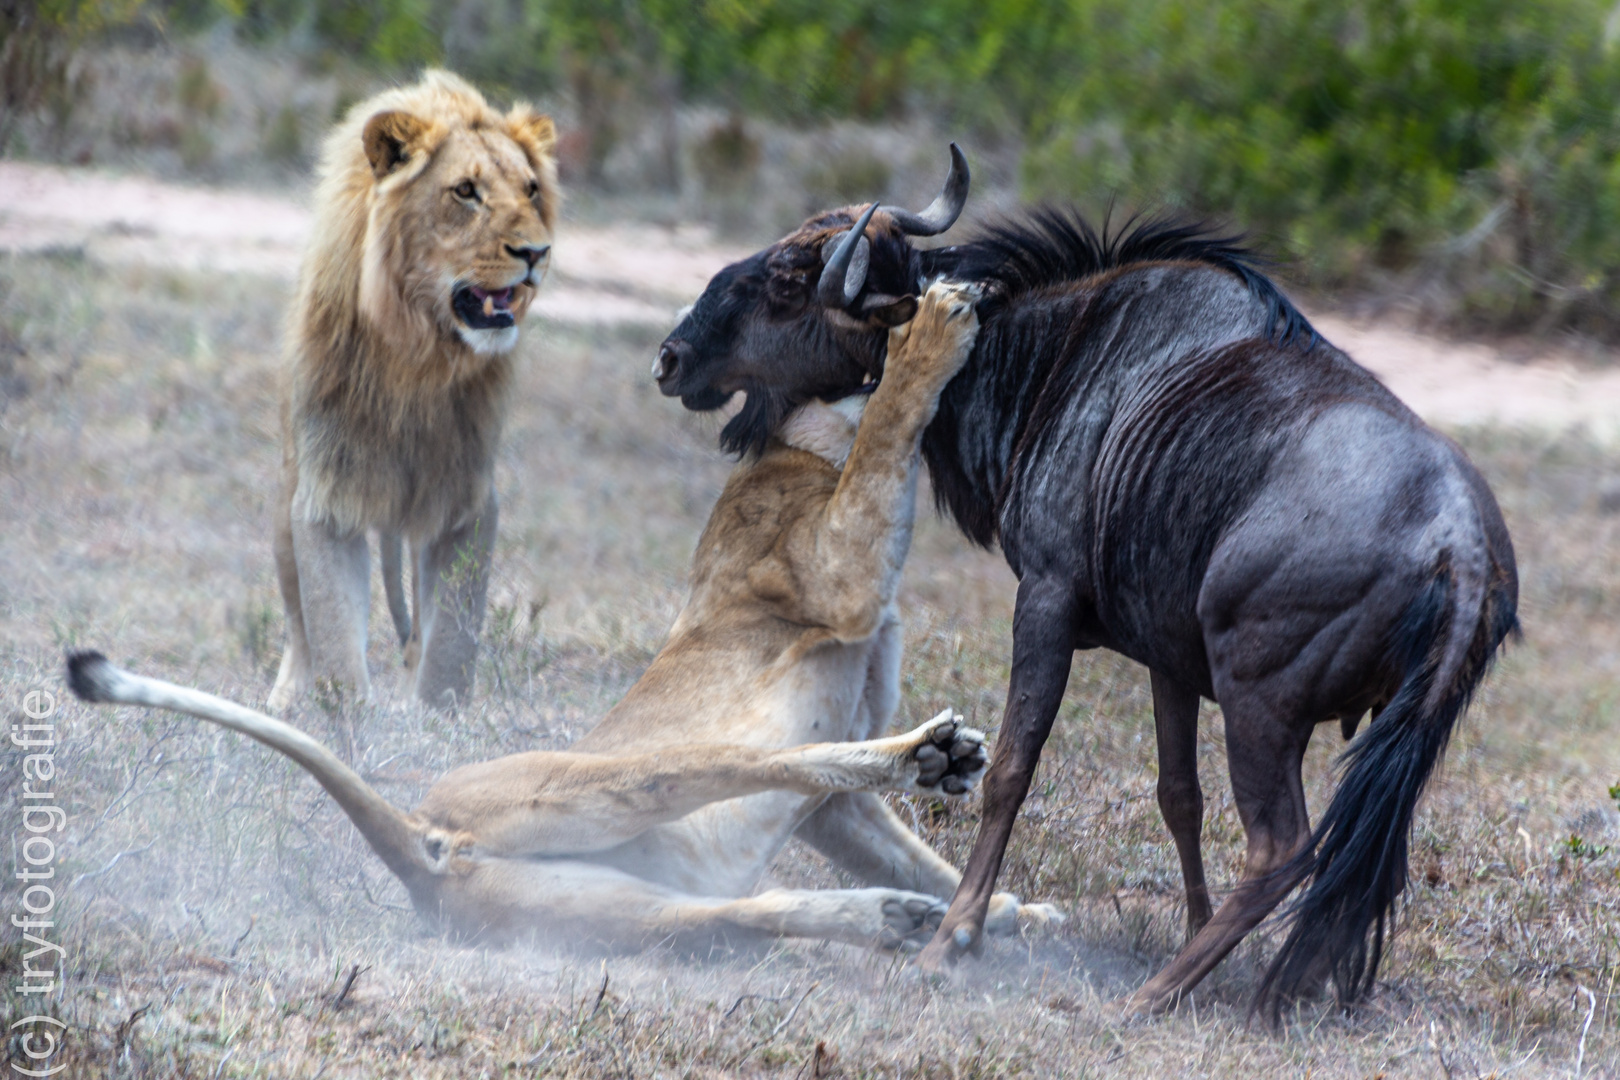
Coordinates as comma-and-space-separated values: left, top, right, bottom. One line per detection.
585, 618, 902, 896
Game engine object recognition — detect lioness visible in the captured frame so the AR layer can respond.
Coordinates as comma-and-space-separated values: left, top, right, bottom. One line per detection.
270, 71, 559, 712
71, 281, 1058, 948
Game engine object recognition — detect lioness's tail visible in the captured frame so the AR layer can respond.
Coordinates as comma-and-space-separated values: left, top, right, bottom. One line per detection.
66, 651, 435, 903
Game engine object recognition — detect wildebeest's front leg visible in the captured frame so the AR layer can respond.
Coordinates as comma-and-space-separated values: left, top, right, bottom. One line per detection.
1152, 670, 1212, 938
412, 494, 497, 709
917, 576, 1078, 970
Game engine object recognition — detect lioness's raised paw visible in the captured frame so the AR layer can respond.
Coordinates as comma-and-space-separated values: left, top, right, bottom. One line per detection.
885, 278, 981, 391
904, 709, 988, 797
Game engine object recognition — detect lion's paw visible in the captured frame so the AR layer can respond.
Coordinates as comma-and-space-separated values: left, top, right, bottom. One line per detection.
985, 891, 1067, 937
889, 278, 981, 388
904, 710, 988, 796
875, 890, 950, 950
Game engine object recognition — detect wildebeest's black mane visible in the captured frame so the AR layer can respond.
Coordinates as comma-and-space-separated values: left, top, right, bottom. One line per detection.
927, 208, 1317, 348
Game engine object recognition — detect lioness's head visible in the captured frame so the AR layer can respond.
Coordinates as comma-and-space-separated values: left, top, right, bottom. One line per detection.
309, 71, 559, 360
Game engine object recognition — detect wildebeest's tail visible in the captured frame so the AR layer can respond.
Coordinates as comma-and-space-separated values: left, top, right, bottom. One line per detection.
1254, 553, 1518, 1019
66, 651, 439, 908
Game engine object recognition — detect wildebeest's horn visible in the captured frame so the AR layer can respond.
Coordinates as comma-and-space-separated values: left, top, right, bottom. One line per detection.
886, 143, 970, 237
818, 202, 878, 308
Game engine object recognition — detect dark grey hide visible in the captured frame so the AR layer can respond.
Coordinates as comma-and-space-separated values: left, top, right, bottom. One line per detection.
657, 205, 1519, 1018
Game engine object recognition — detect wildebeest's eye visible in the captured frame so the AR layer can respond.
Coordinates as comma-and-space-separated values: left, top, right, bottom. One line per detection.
453, 179, 479, 202
525, 179, 540, 199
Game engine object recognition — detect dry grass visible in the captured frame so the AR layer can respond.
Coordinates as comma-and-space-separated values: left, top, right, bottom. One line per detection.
1, 247, 1617, 1077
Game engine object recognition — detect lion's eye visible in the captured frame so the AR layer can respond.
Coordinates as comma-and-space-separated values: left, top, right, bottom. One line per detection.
453, 180, 479, 201
526, 179, 540, 199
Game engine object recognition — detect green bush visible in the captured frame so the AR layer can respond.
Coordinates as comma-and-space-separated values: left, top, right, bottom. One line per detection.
64, 0, 1620, 334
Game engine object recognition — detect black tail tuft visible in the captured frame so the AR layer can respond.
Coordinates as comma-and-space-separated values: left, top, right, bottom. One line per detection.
1254, 565, 1514, 1021
66, 650, 114, 703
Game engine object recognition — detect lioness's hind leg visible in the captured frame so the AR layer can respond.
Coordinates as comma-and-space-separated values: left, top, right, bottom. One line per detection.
442, 856, 947, 951
414, 494, 497, 709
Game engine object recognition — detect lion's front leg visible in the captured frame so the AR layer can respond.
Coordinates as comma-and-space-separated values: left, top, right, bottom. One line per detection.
286, 513, 372, 703
413, 493, 497, 709
269, 475, 311, 712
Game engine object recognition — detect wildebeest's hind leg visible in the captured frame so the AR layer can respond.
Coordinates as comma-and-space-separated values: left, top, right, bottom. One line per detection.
916, 577, 1080, 970
1151, 671, 1213, 939
1123, 688, 1315, 1014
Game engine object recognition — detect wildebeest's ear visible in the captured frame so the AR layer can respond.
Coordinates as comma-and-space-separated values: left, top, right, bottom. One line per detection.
362, 110, 436, 179
859, 293, 919, 327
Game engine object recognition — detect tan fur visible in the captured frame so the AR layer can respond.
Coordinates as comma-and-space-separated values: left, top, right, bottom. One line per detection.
269, 70, 560, 711
77, 283, 1061, 950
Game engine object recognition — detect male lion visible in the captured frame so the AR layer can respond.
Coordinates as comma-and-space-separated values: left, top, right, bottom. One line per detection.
71, 282, 1058, 949
269, 70, 559, 712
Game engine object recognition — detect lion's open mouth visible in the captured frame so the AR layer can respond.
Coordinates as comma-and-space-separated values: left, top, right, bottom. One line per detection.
453, 284, 517, 330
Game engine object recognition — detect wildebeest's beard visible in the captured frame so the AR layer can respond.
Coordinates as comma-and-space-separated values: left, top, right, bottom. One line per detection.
716, 315, 878, 455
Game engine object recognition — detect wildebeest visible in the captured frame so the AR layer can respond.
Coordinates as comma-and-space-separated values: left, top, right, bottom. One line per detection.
653, 146, 1519, 1016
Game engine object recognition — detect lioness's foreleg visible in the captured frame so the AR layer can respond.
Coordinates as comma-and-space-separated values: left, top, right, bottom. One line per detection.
286, 512, 372, 703
413, 494, 497, 709
785, 282, 980, 637
417, 712, 989, 857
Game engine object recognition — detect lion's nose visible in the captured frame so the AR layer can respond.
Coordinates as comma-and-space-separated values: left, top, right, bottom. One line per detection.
506, 243, 550, 268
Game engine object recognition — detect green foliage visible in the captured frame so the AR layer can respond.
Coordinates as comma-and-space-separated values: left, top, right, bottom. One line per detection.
58, 1, 1620, 331
1559, 833, 1610, 860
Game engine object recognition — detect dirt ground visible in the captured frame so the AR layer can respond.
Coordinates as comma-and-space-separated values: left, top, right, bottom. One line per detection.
1, 161, 1617, 1077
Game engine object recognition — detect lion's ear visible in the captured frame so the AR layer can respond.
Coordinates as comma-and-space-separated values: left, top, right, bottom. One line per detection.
362, 110, 434, 179
506, 107, 557, 159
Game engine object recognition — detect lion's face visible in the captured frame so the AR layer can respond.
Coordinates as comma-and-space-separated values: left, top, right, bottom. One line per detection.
357, 100, 558, 357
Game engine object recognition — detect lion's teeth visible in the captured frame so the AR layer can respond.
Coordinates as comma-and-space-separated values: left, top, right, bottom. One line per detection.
483, 295, 495, 317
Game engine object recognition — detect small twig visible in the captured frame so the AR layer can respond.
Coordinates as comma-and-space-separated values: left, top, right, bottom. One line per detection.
330, 963, 368, 1009
69, 840, 156, 890
723, 993, 780, 1021
731, 982, 818, 1068
357, 872, 413, 914
1573, 983, 1596, 1079
523, 1039, 553, 1067
211, 1048, 235, 1080
1431, 1020, 1456, 1080
114, 1002, 153, 1052
228, 915, 256, 958
588, 966, 610, 1019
